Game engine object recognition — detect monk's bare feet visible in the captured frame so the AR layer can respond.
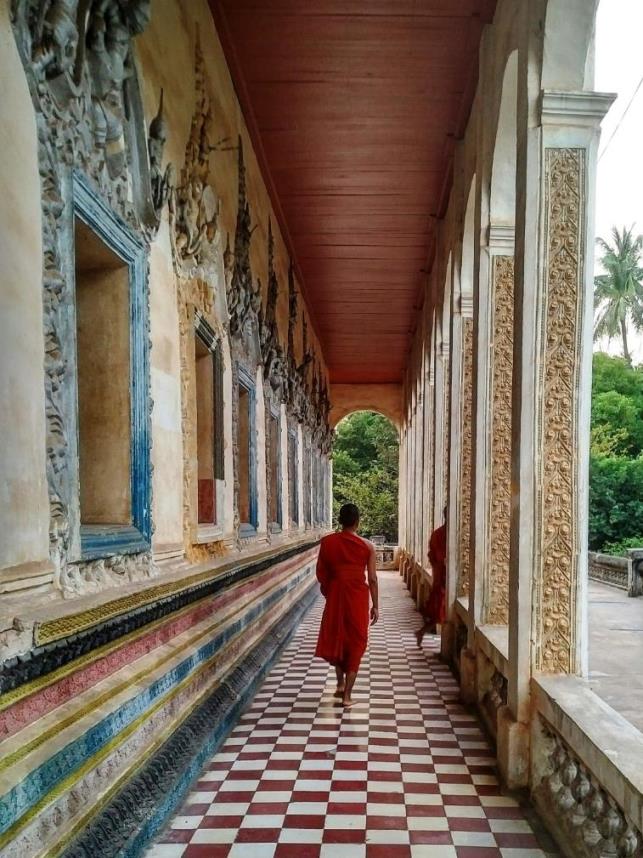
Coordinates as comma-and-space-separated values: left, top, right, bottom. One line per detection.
334, 686, 345, 698
342, 697, 356, 708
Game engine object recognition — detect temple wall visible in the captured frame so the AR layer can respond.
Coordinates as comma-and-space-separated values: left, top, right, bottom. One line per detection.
0, 1, 331, 853
0, 0, 50, 586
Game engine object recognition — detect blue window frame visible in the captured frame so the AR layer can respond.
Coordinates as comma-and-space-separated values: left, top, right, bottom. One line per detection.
288, 429, 298, 526
268, 407, 282, 532
71, 172, 151, 560
238, 365, 258, 535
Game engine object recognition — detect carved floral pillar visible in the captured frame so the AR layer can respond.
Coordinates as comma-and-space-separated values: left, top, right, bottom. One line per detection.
471, 226, 515, 627
502, 91, 614, 787
458, 307, 474, 599
487, 252, 514, 624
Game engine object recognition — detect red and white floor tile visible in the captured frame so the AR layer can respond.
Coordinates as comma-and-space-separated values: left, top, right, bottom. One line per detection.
146, 572, 554, 858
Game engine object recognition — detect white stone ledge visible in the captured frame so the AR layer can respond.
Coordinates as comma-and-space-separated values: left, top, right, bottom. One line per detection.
0, 532, 324, 657
475, 624, 509, 676
533, 674, 643, 831
455, 596, 469, 624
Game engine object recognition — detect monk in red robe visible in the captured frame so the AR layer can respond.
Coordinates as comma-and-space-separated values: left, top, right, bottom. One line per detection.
416, 507, 447, 646
315, 503, 379, 708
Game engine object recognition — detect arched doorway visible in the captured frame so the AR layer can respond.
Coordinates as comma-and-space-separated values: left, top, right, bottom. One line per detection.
332, 411, 399, 554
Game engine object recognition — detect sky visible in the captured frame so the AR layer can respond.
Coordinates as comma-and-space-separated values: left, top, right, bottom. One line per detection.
594, 0, 643, 362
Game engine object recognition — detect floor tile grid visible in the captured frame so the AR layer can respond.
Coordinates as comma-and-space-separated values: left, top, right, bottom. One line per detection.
147, 572, 552, 858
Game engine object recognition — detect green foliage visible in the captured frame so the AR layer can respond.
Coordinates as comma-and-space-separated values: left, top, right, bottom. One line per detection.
589, 353, 643, 553
601, 536, 643, 556
594, 226, 643, 365
332, 411, 398, 542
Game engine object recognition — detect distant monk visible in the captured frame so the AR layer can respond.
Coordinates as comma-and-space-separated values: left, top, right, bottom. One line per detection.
416, 507, 447, 646
315, 503, 379, 708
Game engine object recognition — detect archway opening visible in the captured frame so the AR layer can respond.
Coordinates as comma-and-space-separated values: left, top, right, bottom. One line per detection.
332, 410, 399, 545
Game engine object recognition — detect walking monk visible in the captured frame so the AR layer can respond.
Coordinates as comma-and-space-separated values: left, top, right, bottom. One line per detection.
315, 503, 379, 708
416, 507, 447, 646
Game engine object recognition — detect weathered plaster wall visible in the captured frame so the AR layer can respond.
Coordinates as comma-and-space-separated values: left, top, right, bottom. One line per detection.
0, 0, 50, 584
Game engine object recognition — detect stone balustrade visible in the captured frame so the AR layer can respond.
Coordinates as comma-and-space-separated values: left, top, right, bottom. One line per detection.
533, 676, 643, 858
589, 551, 643, 597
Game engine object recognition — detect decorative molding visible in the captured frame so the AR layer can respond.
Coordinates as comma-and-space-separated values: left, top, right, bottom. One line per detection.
458, 318, 473, 597
487, 224, 515, 252
0, 540, 319, 695
540, 90, 616, 128
534, 148, 585, 673
486, 255, 513, 625
60, 584, 318, 858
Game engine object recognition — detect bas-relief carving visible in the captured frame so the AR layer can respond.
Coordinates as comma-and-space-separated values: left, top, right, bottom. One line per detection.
442, 354, 450, 510
458, 319, 473, 597
487, 256, 514, 625
171, 37, 227, 557
11, 0, 165, 594
535, 149, 585, 673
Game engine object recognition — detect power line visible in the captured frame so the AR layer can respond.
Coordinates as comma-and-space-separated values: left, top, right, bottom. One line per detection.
599, 73, 643, 162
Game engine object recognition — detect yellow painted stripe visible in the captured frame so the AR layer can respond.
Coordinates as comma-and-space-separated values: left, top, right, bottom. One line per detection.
1, 577, 314, 853
0, 562, 303, 776
36, 578, 314, 858
35, 542, 316, 645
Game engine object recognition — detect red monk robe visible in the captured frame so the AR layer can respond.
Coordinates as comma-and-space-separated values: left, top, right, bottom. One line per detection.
425, 523, 447, 626
315, 531, 371, 673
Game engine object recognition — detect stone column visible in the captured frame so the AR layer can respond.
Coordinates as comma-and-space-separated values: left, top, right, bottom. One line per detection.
432, 333, 445, 528
502, 90, 614, 787
471, 227, 515, 628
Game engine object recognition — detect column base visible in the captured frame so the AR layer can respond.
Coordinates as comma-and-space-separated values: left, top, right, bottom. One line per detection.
440, 620, 456, 664
459, 646, 477, 704
497, 705, 529, 789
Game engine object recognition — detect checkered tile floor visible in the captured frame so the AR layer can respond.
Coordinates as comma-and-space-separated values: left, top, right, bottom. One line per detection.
146, 571, 552, 858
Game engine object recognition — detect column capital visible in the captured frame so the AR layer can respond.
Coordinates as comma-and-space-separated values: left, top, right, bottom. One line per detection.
487, 224, 515, 253
540, 90, 616, 129
460, 294, 474, 317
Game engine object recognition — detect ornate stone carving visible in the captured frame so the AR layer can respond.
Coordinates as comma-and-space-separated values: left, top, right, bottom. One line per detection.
228, 138, 260, 338
260, 221, 287, 400
540, 724, 642, 857
148, 90, 172, 216
487, 255, 514, 624
170, 34, 222, 274
11, 0, 160, 592
535, 149, 585, 673
458, 318, 473, 597
442, 353, 450, 509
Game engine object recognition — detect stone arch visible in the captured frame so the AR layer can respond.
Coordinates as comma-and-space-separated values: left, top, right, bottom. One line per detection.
542, 0, 600, 91
490, 50, 518, 229
460, 177, 476, 303
329, 385, 403, 432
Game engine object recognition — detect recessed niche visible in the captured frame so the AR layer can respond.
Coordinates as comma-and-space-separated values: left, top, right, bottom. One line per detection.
268, 411, 281, 529
288, 431, 298, 526
238, 375, 257, 532
195, 333, 216, 525
75, 217, 132, 526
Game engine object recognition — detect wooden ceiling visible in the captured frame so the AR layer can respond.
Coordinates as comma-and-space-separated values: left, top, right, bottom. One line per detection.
211, 0, 495, 384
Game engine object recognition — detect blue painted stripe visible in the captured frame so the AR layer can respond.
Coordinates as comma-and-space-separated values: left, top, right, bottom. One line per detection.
0, 566, 313, 835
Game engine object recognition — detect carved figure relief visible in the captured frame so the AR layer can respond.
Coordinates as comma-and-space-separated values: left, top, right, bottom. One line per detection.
487, 256, 514, 624
228, 138, 259, 338
170, 34, 225, 274
11, 0, 162, 593
458, 318, 473, 597
535, 149, 585, 673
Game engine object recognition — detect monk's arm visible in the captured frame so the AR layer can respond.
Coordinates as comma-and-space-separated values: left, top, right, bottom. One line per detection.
368, 544, 379, 623
316, 543, 330, 597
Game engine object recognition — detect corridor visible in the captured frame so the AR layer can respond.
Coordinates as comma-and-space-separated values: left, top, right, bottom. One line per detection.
146, 573, 551, 858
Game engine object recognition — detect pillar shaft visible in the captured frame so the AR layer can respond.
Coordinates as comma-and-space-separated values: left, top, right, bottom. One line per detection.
509, 91, 614, 721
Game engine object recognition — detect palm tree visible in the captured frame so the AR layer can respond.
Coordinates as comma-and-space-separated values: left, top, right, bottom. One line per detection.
594, 226, 643, 365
